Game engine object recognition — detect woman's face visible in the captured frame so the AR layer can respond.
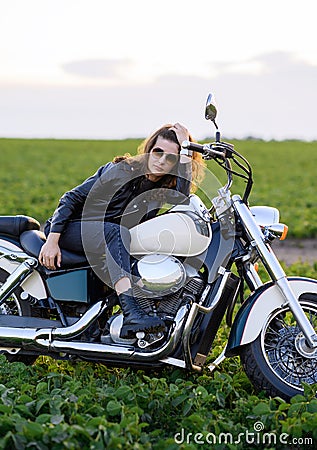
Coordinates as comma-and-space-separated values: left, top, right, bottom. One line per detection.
147, 137, 179, 181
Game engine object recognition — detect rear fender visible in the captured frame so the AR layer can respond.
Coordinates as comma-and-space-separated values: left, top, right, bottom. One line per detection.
0, 237, 47, 299
226, 277, 317, 356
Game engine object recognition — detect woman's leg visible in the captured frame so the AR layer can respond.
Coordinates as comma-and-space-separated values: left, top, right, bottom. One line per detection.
102, 223, 164, 338
102, 222, 132, 290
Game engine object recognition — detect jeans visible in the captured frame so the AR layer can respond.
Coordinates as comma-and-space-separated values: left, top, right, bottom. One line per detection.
44, 220, 132, 287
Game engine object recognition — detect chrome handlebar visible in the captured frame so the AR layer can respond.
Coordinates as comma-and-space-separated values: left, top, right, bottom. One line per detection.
181, 140, 226, 160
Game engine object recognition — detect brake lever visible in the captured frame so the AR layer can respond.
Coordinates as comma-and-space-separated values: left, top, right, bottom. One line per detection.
202, 145, 225, 160
210, 142, 235, 158
202, 142, 234, 160
181, 140, 231, 160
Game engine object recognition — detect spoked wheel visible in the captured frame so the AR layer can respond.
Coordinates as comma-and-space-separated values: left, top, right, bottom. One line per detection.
241, 294, 317, 400
0, 268, 38, 365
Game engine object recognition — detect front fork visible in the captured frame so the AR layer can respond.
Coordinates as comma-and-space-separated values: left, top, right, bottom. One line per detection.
0, 246, 38, 304
233, 195, 317, 349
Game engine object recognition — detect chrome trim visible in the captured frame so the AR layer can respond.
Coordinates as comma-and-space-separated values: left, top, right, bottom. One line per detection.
168, 194, 211, 222
233, 195, 317, 348
0, 245, 37, 265
0, 346, 20, 354
0, 304, 189, 362
244, 262, 263, 291
160, 357, 186, 368
39, 304, 189, 361
135, 254, 186, 295
0, 259, 37, 304
0, 300, 107, 347
208, 346, 227, 373
53, 301, 108, 340
249, 206, 280, 226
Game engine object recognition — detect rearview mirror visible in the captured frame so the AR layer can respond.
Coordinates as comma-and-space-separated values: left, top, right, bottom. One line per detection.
205, 93, 218, 127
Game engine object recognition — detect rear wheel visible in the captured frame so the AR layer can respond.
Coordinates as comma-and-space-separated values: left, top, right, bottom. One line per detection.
240, 294, 317, 400
0, 268, 38, 365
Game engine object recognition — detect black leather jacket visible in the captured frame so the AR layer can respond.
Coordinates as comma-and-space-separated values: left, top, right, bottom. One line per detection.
47, 158, 192, 234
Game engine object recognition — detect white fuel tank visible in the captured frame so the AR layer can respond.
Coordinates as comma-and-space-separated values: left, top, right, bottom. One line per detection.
130, 212, 212, 257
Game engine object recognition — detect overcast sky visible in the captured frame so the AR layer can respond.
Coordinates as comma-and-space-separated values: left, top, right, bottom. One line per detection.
1, 0, 317, 141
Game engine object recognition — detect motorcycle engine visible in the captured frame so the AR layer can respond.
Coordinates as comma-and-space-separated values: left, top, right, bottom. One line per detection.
102, 254, 205, 348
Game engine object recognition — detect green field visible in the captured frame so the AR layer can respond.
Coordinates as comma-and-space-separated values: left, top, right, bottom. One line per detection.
0, 137, 316, 237
0, 138, 317, 448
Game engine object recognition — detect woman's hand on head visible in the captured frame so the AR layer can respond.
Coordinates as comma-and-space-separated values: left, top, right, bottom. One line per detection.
170, 123, 190, 147
38, 233, 62, 270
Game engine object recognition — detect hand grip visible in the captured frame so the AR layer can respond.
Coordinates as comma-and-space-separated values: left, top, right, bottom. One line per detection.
181, 140, 205, 153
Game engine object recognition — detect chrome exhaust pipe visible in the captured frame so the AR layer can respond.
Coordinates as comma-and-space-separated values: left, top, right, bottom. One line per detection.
0, 300, 107, 347
0, 304, 189, 362
38, 304, 189, 362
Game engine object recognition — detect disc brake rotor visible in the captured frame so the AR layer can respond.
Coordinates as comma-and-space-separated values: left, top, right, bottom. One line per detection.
262, 302, 317, 389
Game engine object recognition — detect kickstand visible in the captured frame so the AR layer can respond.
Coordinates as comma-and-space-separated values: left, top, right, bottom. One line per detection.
208, 346, 227, 374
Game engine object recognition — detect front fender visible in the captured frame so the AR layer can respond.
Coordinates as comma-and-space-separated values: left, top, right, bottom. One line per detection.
226, 277, 317, 356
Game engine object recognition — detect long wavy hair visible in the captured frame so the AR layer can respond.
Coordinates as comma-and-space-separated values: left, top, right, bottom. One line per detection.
113, 125, 205, 192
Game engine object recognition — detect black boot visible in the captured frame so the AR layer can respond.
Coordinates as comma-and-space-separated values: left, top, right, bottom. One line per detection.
118, 289, 165, 339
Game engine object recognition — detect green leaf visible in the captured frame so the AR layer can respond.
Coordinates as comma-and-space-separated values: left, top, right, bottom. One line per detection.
18, 394, 33, 404
106, 400, 122, 416
172, 394, 188, 407
288, 403, 304, 416
36, 398, 49, 415
15, 405, 34, 418
307, 399, 317, 413
35, 414, 54, 425
22, 421, 44, 440
0, 404, 12, 414
290, 394, 306, 403
35, 382, 48, 394
0, 416, 14, 434
183, 401, 193, 416
253, 402, 271, 415
216, 391, 225, 407
115, 385, 133, 401
51, 414, 64, 425
195, 386, 209, 399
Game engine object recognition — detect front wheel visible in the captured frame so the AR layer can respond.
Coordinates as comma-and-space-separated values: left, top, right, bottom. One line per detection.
0, 268, 38, 365
240, 293, 317, 400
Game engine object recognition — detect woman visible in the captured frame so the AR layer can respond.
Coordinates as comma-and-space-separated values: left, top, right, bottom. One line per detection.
39, 123, 204, 338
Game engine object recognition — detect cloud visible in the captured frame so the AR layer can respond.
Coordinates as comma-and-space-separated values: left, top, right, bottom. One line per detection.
213, 51, 308, 75
252, 51, 310, 72
61, 59, 134, 79
0, 52, 317, 141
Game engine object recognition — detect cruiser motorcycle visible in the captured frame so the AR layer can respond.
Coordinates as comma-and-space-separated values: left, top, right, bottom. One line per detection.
0, 95, 316, 400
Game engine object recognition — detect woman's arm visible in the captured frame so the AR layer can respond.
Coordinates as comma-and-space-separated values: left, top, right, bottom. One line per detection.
169, 123, 192, 196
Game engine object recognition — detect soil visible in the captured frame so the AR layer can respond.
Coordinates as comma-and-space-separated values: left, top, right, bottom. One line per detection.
271, 238, 317, 265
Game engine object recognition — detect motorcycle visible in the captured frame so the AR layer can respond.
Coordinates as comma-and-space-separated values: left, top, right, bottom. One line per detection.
0, 94, 316, 401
